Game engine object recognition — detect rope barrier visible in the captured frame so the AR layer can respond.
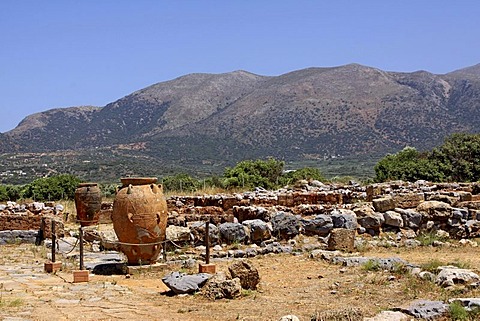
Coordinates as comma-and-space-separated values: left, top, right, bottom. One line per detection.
62, 237, 80, 255
57, 237, 190, 254
100, 238, 189, 249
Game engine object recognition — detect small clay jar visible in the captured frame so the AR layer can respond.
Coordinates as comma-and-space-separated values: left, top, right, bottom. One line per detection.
74, 183, 102, 227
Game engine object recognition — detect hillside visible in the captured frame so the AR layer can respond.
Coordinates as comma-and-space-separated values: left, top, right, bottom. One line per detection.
1, 63, 480, 182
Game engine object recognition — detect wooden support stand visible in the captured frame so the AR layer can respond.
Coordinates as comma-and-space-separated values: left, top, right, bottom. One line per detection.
44, 261, 62, 273
45, 220, 62, 273
198, 221, 216, 274
73, 270, 89, 283
198, 263, 216, 274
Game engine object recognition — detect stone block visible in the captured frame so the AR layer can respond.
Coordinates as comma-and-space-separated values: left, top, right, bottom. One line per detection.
277, 193, 294, 207
372, 197, 395, 212
458, 192, 473, 202
393, 193, 424, 209
327, 228, 355, 252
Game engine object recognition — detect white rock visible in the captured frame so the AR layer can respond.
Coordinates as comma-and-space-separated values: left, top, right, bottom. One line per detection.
364, 310, 410, 321
436, 266, 480, 287
278, 315, 300, 321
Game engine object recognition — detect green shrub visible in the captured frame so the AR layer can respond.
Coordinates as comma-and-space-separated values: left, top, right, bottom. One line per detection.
420, 259, 445, 273
449, 301, 470, 321
362, 259, 381, 272
21, 174, 81, 201
416, 231, 449, 246
280, 167, 325, 185
223, 158, 284, 190
374, 133, 480, 183
161, 173, 200, 193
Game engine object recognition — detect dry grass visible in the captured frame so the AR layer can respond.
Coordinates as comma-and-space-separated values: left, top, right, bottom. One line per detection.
1, 242, 480, 320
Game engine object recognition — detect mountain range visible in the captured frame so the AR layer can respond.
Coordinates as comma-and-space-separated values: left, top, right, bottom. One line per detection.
1, 63, 480, 182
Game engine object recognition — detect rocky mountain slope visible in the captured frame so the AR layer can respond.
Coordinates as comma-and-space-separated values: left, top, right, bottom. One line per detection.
2, 63, 480, 179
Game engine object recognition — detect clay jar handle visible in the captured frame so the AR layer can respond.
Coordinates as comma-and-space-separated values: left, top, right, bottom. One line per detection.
156, 212, 161, 225
127, 212, 134, 223
150, 184, 159, 194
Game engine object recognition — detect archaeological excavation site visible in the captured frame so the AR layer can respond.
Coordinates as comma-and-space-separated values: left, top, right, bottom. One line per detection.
1, 177, 480, 320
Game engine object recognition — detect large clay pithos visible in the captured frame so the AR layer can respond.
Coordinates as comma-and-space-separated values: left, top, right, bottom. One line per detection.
74, 183, 102, 227
112, 177, 168, 265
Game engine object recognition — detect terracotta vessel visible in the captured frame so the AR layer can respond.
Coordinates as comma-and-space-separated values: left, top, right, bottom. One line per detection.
74, 183, 102, 226
112, 177, 168, 265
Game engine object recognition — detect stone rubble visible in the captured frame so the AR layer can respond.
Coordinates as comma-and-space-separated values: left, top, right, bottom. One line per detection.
3, 181, 480, 319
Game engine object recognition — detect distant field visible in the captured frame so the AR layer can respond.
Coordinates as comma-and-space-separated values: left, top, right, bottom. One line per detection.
0, 149, 382, 185
286, 154, 380, 182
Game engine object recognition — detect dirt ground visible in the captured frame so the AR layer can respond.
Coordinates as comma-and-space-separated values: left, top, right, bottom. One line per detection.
1, 240, 480, 321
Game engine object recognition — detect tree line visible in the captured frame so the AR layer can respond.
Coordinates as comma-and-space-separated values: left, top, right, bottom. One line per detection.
1, 132, 478, 202
0, 159, 325, 202
374, 133, 480, 182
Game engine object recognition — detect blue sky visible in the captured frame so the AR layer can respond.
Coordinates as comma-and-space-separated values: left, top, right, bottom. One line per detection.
1, 0, 479, 133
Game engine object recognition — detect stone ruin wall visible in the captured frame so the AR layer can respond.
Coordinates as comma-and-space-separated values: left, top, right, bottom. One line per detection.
0, 202, 64, 239
2, 180, 480, 244
164, 180, 480, 239
166, 188, 345, 225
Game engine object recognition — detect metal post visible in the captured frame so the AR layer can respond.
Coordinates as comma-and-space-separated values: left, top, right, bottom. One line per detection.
205, 221, 210, 264
51, 220, 56, 263
79, 227, 84, 270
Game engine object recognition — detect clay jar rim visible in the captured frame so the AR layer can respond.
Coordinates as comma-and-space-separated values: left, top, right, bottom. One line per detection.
77, 182, 99, 188
120, 177, 158, 187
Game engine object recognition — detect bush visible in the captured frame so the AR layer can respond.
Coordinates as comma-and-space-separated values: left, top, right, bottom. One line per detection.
362, 259, 381, 272
416, 231, 449, 247
374, 133, 480, 182
448, 301, 480, 321
0, 185, 24, 202
430, 133, 480, 182
223, 158, 284, 190
22, 174, 81, 201
280, 167, 325, 185
100, 183, 120, 198
161, 173, 200, 193
374, 147, 444, 182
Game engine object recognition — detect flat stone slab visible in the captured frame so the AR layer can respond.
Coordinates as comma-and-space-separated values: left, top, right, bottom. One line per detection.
127, 263, 167, 274
54, 298, 81, 305
162, 271, 212, 294
395, 299, 448, 319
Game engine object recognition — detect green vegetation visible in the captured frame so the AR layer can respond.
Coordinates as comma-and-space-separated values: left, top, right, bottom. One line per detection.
3, 131, 479, 201
374, 133, 480, 182
223, 158, 284, 190
22, 174, 81, 201
0, 174, 80, 202
420, 258, 471, 273
416, 231, 450, 247
281, 167, 325, 185
162, 158, 327, 193
420, 259, 446, 273
0, 185, 22, 202
449, 301, 480, 321
0, 158, 329, 201
362, 259, 381, 272
162, 173, 201, 193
